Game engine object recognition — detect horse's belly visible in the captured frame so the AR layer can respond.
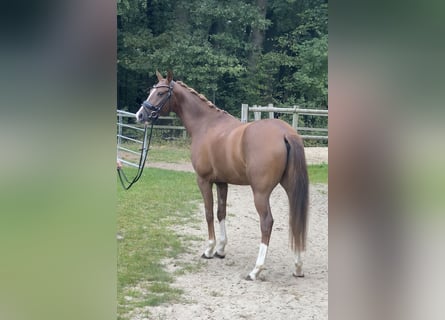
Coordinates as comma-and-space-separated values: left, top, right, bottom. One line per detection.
213, 167, 249, 185
212, 146, 248, 184
194, 125, 250, 184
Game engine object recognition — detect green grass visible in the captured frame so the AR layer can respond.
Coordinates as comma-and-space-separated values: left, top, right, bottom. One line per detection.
118, 142, 191, 164
148, 144, 191, 163
308, 163, 328, 184
117, 167, 201, 319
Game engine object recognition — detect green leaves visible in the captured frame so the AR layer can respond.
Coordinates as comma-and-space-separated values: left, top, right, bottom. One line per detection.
118, 0, 328, 114
275, 2, 328, 108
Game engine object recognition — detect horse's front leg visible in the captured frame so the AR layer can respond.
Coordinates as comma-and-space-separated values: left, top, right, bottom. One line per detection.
215, 182, 228, 258
197, 177, 216, 258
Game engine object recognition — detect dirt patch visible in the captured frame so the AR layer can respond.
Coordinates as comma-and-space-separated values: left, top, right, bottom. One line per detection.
127, 184, 327, 319
126, 147, 328, 319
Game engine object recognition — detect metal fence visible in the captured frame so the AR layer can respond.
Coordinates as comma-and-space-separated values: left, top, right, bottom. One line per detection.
117, 110, 144, 168
117, 110, 187, 167
241, 103, 328, 140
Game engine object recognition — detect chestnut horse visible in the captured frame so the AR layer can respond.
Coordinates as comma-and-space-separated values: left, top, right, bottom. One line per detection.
136, 71, 309, 280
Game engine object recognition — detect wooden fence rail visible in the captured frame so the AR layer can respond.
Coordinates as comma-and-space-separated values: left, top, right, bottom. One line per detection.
241, 103, 328, 140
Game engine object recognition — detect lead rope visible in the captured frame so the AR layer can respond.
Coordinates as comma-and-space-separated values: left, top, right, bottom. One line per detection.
117, 120, 156, 190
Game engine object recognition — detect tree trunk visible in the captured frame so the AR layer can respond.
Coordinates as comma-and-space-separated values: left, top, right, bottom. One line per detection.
249, 0, 267, 70
174, 1, 189, 31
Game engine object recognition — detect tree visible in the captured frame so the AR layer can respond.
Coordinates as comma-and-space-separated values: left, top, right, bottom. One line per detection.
277, 2, 328, 108
117, 0, 328, 116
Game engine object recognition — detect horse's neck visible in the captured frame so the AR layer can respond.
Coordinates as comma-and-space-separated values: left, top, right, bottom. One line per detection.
174, 89, 239, 137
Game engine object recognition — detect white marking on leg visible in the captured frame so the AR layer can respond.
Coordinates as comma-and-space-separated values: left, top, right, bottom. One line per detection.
204, 239, 216, 258
293, 250, 304, 277
248, 243, 268, 280
216, 219, 227, 256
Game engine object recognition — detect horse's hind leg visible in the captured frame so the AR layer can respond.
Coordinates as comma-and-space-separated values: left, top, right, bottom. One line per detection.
197, 177, 216, 258
293, 250, 304, 277
247, 191, 274, 281
281, 181, 305, 277
215, 183, 228, 258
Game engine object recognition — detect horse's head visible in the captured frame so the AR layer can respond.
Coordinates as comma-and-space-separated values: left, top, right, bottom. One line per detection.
136, 70, 174, 122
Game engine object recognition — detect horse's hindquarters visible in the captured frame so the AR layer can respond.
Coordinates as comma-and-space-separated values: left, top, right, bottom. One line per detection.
242, 121, 291, 192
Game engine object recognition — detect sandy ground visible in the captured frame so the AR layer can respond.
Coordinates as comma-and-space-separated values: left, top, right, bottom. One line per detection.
129, 147, 328, 319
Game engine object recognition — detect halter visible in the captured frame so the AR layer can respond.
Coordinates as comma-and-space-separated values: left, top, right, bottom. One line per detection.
117, 81, 174, 190
141, 81, 175, 120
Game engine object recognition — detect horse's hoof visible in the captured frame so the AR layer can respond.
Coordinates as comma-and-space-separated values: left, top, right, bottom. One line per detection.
201, 253, 213, 259
214, 252, 225, 259
245, 275, 254, 281
293, 272, 305, 278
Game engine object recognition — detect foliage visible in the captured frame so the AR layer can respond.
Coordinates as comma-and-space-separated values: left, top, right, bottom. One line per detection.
277, 3, 328, 108
118, 0, 328, 116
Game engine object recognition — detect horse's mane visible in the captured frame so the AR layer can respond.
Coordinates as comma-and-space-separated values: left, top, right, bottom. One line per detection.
176, 81, 228, 114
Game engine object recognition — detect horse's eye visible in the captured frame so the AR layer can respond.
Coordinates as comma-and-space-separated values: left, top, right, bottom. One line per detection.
157, 92, 164, 96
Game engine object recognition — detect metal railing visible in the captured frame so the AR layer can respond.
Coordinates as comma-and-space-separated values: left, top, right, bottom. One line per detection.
117, 110, 144, 168
117, 110, 188, 167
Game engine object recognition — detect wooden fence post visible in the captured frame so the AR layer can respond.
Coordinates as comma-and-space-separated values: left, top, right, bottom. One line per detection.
268, 103, 274, 119
253, 105, 261, 121
241, 104, 249, 123
292, 106, 299, 131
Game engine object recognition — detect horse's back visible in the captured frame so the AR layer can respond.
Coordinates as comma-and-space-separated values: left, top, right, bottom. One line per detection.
193, 118, 299, 188
244, 118, 297, 139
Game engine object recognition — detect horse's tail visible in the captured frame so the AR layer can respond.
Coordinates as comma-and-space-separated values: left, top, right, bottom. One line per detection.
283, 134, 309, 252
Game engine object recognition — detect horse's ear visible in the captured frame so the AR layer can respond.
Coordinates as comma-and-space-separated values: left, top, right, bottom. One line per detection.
167, 70, 173, 83
156, 70, 163, 81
